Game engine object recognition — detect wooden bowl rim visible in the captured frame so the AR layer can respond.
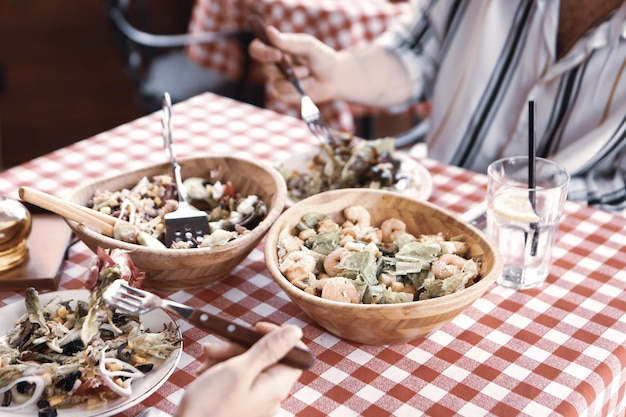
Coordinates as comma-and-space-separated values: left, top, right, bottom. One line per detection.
264, 188, 502, 311
66, 155, 287, 256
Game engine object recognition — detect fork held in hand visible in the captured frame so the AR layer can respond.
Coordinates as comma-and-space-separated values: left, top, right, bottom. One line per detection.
103, 280, 314, 370
247, 14, 336, 145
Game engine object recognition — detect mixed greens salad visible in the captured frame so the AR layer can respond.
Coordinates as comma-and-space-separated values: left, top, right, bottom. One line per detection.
88, 173, 267, 249
278, 133, 415, 202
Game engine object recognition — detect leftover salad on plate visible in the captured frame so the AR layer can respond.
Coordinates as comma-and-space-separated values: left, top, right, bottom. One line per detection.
278, 133, 432, 203
0, 248, 181, 415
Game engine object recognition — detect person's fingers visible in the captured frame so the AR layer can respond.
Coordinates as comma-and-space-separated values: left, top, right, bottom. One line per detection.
256, 322, 309, 350
200, 323, 289, 363
196, 323, 305, 375
261, 60, 310, 82
269, 71, 317, 101
244, 325, 305, 405
195, 360, 210, 376
254, 321, 280, 333
252, 358, 303, 394
195, 340, 247, 375
203, 340, 247, 359
249, 38, 283, 63
266, 26, 317, 58
196, 342, 246, 375
237, 325, 305, 378
252, 25, 307, 59
264, 80, 303, 104
246, 354, 303, 408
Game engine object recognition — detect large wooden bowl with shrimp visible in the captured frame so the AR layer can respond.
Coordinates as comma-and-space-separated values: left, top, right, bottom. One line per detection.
65, 156, 287, 290
264, 189, 503, 345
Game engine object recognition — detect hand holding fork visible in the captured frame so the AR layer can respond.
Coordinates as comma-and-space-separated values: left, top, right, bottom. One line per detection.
103, 280, 314, 370
247, 14, 337, 146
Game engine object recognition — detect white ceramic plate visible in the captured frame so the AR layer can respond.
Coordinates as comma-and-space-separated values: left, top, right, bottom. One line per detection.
0, 290, 182, 417
280, 151, 433, 205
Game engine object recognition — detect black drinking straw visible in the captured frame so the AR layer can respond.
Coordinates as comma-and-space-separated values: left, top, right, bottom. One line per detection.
528, 100, 539, 256
528, 101, 537, 200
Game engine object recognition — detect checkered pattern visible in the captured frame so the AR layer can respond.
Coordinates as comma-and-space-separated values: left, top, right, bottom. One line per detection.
0, 92, 625, 417
187, 0, 411, 133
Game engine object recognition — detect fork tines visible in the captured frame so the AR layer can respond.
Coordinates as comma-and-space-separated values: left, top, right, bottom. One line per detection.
105, 281, 148, 315
109, 295, 143, 315
308, 121, 335, 145
300, 96, 336, 145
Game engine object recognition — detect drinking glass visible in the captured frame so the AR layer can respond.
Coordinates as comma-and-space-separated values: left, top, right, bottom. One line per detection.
487, 157, 569, 289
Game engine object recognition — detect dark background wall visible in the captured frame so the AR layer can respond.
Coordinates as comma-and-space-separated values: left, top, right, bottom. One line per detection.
0, 0, 194, 169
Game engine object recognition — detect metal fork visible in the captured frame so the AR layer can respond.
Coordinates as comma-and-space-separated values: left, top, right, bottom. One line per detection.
103, 280, 314, 369
248, 14, 336, 145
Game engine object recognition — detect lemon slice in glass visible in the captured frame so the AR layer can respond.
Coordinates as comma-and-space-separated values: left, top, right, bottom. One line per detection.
492, 189, 540, 222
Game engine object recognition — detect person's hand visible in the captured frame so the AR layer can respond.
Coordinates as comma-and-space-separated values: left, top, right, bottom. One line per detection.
249, 25, 339, 104
249, 25, 413, 108
174, 322, 306, 417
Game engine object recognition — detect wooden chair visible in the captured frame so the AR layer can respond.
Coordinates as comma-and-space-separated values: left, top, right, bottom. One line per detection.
105, 0, 260, 113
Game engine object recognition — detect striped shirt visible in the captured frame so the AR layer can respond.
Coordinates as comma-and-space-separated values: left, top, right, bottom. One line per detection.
377, 0, 626, 213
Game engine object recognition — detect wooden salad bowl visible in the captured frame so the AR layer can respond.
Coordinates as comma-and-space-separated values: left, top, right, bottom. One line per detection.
264, 189, 503, 345
65, 156, 287, 290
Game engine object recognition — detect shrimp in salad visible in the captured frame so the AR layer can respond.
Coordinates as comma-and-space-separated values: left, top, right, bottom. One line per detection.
277, 206, 481, 304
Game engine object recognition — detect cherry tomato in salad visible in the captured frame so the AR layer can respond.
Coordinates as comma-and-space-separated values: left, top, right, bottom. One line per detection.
73, 377, 113, 397
223, 181, 236, 199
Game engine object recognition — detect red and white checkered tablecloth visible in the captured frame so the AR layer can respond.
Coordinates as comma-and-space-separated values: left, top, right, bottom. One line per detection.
187, 0, 411, 133
0, 92, 625, 417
